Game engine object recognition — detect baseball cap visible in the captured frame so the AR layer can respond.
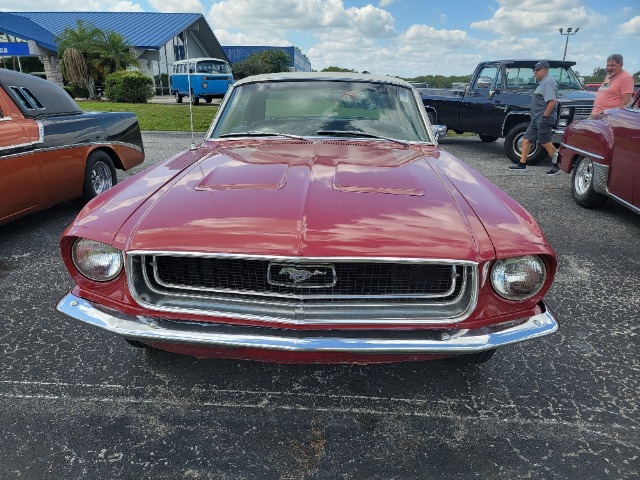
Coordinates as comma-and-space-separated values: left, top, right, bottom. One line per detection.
534, 60, 550, 69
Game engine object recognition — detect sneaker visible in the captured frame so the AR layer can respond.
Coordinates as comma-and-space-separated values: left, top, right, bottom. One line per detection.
509, 163, 527, 170
546, 165, 561, 175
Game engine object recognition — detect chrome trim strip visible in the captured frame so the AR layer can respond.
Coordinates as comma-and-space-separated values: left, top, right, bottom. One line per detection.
0, 141, 38, 153
127, 251, 478, 266
57, 293, 557, 354
501, 111, 529, 136
591, 162, 609, 195
559, 143, 605, 161
0, 140, 143, 160
605, 191, 640, 215
37, 119, 45, 143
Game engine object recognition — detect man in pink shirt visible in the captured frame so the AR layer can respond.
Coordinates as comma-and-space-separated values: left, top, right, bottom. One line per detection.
591, 54, 635, 117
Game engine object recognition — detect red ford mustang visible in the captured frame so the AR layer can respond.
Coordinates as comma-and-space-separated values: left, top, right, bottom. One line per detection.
557, 88, 640, 214
57, 72, 558, 365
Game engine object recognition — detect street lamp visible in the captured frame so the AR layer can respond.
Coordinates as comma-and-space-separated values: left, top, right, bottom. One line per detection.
559, 27, 579, 61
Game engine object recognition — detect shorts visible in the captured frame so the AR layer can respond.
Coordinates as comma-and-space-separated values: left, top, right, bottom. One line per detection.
524, 116, 555, 144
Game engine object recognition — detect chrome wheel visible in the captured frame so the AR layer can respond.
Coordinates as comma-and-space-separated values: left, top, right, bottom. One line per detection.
571, 156, 607, 209
91, 161, 114, 195
514, 133, 539, 160
504, 122, 547, 165
574, 157, 593, 195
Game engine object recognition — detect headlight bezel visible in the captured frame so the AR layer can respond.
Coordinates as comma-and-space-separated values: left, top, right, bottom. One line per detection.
490, 255, 547, 301
71, 238, 124, 282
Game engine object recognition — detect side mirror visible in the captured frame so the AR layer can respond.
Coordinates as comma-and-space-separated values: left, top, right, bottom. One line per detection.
489, 88, 499, 99
432, 125, 447, 140
476, 77, 492, 89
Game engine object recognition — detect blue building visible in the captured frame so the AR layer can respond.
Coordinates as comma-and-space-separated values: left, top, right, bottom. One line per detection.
223, 46, 311, 72
0, 11, 227, 90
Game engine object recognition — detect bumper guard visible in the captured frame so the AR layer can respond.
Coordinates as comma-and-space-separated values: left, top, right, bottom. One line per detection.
57, 292, 558, 354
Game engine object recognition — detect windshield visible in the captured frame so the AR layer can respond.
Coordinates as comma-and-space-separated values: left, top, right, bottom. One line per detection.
209, 80, 431, 142
505, 66, 583, 90
196, 60, 231, 74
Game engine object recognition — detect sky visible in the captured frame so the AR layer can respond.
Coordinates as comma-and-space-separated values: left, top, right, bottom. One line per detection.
2, 0, 639, 79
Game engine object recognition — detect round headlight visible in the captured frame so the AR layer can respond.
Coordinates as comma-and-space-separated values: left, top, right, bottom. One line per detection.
71, 238, 123, 282
490, 256, 546, 301
202, 82, 208, 89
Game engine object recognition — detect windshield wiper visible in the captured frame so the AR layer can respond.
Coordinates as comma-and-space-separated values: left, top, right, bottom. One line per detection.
218, 131, 308, 140
316, 129, 409, 146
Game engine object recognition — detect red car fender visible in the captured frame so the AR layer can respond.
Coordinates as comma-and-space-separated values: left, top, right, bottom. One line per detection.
558, 118, 614, 173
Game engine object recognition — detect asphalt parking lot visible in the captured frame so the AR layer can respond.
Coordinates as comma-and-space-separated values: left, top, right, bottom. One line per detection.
1, 132, 638, 479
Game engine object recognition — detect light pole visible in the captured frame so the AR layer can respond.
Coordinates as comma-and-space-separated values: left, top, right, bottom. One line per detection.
559, 27, 579, 61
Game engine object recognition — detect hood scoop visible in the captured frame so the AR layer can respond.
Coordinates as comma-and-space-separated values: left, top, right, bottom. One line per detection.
333, 163, 425, 196
196, 160, 288, 190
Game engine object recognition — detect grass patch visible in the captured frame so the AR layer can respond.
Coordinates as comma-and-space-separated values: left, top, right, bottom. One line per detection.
77, 101, 217, 132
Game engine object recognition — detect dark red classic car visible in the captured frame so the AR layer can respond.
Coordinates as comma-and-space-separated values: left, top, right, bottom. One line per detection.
57, 72, 558, 365
557, 88, 640, 214
0, 68, 144, 225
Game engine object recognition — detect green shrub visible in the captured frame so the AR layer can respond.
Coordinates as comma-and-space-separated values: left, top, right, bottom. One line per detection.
64, 84, 90, 99
104, 70, 154, 103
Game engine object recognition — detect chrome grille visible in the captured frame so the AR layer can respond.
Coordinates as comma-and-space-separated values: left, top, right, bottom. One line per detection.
152, 256, 461, 297
127, 253, 477, 325
573, 105, 592, 121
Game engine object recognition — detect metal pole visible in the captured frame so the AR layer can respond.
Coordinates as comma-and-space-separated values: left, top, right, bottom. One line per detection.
559, 28, 579, 61
184, 29, 196, 150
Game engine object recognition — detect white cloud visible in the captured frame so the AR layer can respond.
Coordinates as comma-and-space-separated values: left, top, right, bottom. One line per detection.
2, 0, 104, 11
148, 0, 203, 13
378, 0, 395, 8
618, 15, 640, 36
399, 24, 469, 47
208, 0, 395, 38
207, 0, 348, 33
107, 1, 145, 12
470, 0, 597, 36
346, 4, 395, 37
213, 28, 292, 47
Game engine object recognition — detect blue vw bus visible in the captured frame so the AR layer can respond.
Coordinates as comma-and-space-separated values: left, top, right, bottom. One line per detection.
170, 57, 234, 105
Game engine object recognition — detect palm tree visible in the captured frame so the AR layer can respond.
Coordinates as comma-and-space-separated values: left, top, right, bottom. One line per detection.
56, 21, 139, 98
94, 30, 139, 77
56, 21, 102, 97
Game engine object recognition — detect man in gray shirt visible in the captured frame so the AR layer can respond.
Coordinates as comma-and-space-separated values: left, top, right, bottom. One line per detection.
509, 60, 560, 174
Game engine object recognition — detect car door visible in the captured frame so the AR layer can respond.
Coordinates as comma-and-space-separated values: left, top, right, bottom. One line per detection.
459, 63, 505, 137
606, 93, 640, 206
0, 102, 43, 220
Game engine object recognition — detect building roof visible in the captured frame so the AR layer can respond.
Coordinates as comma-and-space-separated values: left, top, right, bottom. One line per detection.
0, 13, 57, 51
1, 12, 209, 52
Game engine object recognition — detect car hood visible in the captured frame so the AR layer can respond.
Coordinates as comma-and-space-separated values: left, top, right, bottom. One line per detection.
557, 89, 596, 101
79, 140, 548, 261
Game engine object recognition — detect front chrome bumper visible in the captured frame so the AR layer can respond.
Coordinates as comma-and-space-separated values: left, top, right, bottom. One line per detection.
57, 292, 558, 354
551, 128, 565, 144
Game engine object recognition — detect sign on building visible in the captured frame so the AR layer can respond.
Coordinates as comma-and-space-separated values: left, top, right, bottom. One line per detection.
0, 42, 30, 56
